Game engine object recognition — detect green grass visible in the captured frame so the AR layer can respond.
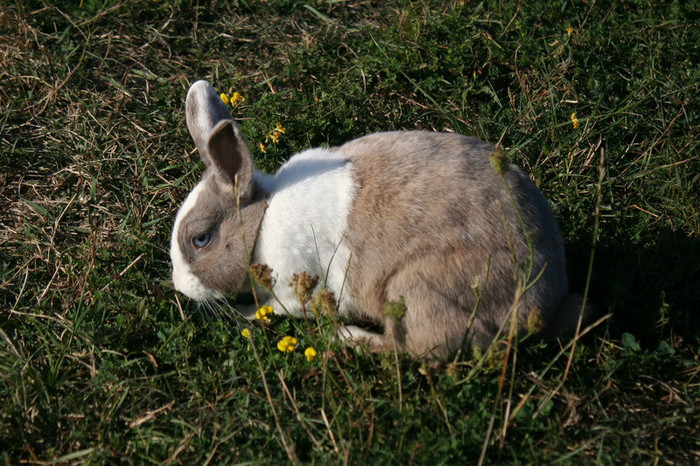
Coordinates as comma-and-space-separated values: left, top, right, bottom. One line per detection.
1, 0, 698, 463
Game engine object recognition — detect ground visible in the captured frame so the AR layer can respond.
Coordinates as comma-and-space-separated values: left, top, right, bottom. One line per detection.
0, 1, 698, 463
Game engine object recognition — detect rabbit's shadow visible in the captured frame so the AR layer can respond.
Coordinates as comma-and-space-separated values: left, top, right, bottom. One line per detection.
566, 225, 699, 343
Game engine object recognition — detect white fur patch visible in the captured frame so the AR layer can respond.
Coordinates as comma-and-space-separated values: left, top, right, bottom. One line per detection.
253, 148, 356, 317
187, 80, 224, 143
170, 182, 224, 301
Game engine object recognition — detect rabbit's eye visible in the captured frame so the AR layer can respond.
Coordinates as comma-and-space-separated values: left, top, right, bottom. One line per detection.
192, 232, 212, 249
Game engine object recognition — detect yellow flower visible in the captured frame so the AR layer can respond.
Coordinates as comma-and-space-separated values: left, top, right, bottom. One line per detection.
219, 93, 230, 105
258, 142, 266, 153
255, 305, 274, 321
267, 131, 281, 144
264, 122, 286, 145
566, 27, 574, 38
570, 112, 580, 130
241, 328, 252, 339
304, 347, 317, 362
230, 91, 244, 105
277, 336, 298, 353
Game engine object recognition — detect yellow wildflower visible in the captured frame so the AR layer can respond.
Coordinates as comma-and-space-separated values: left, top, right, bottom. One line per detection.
241, 328, 252, 339
570, 112, 580, 130
267, 131, 281, 144
219, 93, 230, 105
264, 122, 286, 145
255, 305, 274, 322
566, 27, 574, 38
230, 91, 245, 105
258, 142, 266, 153
277, 336, 298, 353
304, 347, 317, 362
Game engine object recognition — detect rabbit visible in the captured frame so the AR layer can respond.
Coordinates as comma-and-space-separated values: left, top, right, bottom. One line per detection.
170, 80, 592, 358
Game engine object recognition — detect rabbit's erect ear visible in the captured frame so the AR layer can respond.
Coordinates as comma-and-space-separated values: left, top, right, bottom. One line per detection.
185, 80, 253, 197
207, 119, 254, 197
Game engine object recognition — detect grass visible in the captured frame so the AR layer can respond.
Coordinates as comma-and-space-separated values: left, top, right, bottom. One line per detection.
1, 0, 698, 463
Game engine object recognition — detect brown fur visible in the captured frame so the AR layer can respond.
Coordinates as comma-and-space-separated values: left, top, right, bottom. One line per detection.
339, 131, 576, 358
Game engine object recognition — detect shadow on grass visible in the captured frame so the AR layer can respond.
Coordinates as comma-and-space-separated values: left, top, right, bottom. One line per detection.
567, 226, 699, 345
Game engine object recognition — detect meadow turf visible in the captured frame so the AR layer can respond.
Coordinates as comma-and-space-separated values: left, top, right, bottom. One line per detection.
1, 0, 698, 463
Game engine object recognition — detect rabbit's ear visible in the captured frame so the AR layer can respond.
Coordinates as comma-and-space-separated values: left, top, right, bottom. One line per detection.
207, 119, 254, 197
185, 80, 253, 197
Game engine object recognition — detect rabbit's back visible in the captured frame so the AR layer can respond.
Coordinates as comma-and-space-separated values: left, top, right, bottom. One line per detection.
338, 131, 568, 351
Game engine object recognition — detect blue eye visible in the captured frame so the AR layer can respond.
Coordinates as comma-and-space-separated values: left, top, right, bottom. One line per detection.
192, 232, 211, 249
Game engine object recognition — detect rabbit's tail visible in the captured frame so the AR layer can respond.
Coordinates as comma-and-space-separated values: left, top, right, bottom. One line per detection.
543, 294, 594, 338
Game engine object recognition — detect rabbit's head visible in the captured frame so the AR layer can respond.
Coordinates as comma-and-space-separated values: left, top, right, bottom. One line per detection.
170, 81, 266, 302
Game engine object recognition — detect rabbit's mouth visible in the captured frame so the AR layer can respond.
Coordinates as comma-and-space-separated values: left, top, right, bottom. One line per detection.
171, 264, 225, 303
